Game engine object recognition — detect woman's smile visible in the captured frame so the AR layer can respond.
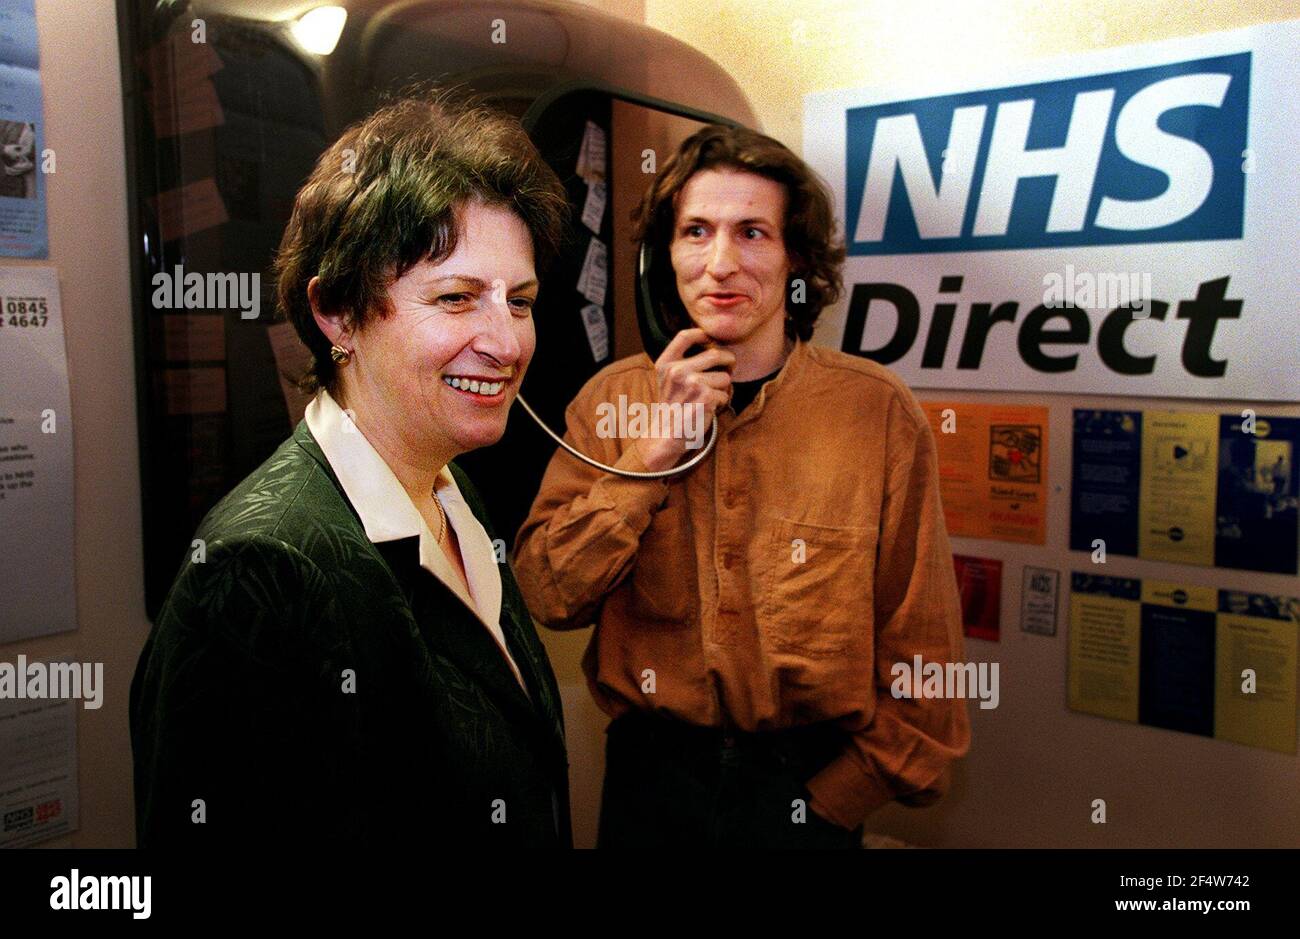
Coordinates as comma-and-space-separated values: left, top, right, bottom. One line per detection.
442, 372, 513, 403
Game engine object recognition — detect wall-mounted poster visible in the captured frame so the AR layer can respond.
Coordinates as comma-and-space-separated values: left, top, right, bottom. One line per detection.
1068, 573, 1297, 753
1071, 409, 1298, 574
0, 265, 74, 642
1021, 566, 1060, 636
923, 402, 1048, 544
0, 693, 78, 847
804, 20, 1300, 402
0, 0, 47, 257
1217, 412, 1298, 574
953, 554, 1002, 641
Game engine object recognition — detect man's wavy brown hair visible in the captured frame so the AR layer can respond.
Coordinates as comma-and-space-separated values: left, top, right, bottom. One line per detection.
274, 87, 569, 394
630, 123, 845, 342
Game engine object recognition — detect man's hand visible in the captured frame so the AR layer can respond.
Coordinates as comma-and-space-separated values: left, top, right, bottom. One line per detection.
633, 328, 734, 472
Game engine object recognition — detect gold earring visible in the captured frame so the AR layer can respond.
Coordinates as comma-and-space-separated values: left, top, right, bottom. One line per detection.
329, 344, 351, 365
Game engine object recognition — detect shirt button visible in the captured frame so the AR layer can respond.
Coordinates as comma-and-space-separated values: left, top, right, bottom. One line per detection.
724, 492, 739, 509
723, 553, 735, 570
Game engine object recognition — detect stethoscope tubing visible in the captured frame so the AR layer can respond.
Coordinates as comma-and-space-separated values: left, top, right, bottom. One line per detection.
513, 393, 718, 479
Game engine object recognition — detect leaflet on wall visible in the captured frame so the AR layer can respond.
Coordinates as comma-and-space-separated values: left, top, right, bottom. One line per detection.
922, 402, 1048, 544
0, 0, 47, 257
953, 554, 1002, 641
1021, 566, 1060, 636
1071, 409, 1298, 574
804, 20, 1300, 401
577, 236, 608, 307
1216, 412, 1298, 573
581, 180, 607, 234
579, 303, 610, 363
0, 693, 78, 847
0, 266, 74, 642
1068, 573, 1297, 753
575, 120, 606, 184
1139, 411, 1218, 566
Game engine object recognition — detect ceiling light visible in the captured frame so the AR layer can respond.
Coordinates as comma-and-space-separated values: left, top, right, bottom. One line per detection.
290, 5, 347, 56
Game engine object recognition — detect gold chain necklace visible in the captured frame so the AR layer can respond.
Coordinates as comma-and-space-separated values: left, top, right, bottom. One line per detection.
431, 493, 447, 543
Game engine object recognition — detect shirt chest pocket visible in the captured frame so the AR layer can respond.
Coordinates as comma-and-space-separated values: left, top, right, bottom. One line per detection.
760, 518, 878, 657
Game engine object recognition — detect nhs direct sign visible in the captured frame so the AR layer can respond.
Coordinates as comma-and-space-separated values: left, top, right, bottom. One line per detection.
845, 54, 1248, 254
805, 21, 1299, 401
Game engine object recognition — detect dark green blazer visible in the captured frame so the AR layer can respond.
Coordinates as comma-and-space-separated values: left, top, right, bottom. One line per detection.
130, 421, 571, 848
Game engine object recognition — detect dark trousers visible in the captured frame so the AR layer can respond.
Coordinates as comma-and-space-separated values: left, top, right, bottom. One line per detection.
597, 711, 864, 849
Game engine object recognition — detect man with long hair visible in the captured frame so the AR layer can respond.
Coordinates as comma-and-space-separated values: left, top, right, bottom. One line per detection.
514, 124, 971, 848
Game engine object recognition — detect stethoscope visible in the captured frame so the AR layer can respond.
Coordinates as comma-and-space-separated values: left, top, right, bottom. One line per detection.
512, 393, 718, 480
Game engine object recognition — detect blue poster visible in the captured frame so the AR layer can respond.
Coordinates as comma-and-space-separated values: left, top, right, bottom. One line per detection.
1216, 414, 1298, 574
0, 0, 46, 258
1070, 410, 1141, 557
1137, 600, 1216, 737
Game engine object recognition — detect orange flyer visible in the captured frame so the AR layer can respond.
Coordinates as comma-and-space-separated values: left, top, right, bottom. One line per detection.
922, 402, 1049, 544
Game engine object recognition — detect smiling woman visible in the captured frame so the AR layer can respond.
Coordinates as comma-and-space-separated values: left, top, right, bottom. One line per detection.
128, 89, 574, 849
307, 200, 544, 561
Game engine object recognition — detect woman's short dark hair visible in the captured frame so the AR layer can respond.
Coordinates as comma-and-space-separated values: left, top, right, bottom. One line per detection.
630, 123, 845, 342
275, 88, 569, 394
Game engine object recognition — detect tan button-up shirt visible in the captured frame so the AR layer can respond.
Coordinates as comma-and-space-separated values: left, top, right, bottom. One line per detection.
513, 339, 971, 828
